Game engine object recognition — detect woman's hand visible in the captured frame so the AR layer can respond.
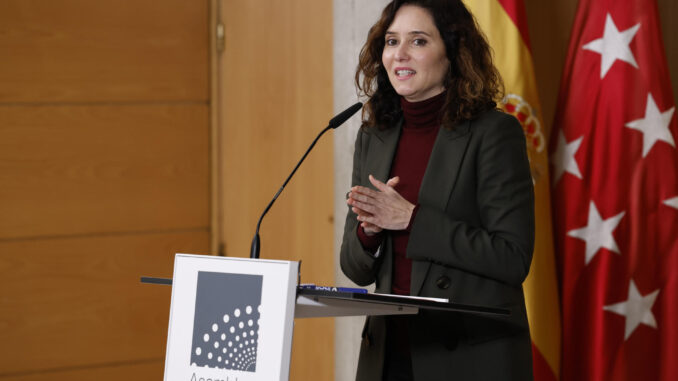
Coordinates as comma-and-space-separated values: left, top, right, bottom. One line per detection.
347, 176, 400, 235
347, 175, 415, 234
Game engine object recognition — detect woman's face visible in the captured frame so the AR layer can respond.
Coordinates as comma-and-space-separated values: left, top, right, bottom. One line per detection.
382, 5, 450, 102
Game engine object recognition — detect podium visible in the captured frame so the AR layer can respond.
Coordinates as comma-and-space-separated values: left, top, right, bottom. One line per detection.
143, 254, 508, 381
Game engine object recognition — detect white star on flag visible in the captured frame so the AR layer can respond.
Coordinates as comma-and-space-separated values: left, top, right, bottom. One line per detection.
582, 13, 641, 79
567, 201, 626, 265
603, 279, 660, 340
664, 196, 678, 210
625, 93, 676, 157
551, 131, 584, 185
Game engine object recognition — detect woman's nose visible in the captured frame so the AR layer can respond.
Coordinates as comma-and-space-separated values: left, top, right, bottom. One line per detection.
394, 44, 409, 61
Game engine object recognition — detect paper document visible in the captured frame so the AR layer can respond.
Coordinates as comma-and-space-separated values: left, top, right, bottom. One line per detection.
374, 293, 449, 303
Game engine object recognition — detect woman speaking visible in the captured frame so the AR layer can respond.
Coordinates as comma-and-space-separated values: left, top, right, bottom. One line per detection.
340, 0, 535, 380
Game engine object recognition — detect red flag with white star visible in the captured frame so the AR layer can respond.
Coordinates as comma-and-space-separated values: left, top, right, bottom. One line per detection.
551, 0, 678, 379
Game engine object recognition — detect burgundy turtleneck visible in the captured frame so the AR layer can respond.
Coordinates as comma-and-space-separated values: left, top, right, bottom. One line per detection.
357, 91, 446, 295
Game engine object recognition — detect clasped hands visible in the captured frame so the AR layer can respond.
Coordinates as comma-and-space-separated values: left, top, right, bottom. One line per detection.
346, 174, 415, 236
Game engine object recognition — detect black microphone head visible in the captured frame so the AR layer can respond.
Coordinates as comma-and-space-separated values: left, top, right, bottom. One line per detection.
328, 102, 363, 129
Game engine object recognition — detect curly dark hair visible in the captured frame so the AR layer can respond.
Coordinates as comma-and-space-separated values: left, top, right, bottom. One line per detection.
356, 0, 504, 130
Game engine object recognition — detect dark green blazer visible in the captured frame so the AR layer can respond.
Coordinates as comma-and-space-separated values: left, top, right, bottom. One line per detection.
340, 109, 535, 381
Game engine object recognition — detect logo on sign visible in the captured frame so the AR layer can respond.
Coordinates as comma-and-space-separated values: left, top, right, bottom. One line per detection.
191, 272, 262, 372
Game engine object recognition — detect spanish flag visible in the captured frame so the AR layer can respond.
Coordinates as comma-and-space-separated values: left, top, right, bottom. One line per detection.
463, 1, 561, 380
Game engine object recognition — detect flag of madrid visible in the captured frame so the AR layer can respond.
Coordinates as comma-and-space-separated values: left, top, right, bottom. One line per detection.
551, 0, 678, 379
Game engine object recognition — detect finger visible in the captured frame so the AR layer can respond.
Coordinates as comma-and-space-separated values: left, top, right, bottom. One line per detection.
351, 200, 377, 214
361, 222, 382, 233
350, 189, 379, 204
348, 194, 368, 210
351, 185, 380, 199
368, 174, 390, 192
361, 223, 382, 235
386, 176, 400, 187
358, 213, 380, 227
351, 206, 373, 217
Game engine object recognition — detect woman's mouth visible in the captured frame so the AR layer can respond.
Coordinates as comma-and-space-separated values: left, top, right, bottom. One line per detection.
395, 68, 416, 79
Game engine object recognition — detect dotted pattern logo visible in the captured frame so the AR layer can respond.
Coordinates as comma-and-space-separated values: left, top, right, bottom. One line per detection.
191, 272, 262, 372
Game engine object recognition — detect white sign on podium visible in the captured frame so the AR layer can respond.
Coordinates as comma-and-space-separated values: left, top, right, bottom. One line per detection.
163, 254, 298, 381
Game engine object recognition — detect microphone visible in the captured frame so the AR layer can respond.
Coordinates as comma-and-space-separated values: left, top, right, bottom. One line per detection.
328, 102, 363, 129
250, 102, 363, 259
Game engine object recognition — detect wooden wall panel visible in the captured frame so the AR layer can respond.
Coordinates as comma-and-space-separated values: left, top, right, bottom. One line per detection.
218, 0, 334, 379
2, 360, 164, 381
0, 231, 209, 375
0, 104, 209, 239
0, 1, 211, 378
219, 1, 334, 267
0, 0, 208, 103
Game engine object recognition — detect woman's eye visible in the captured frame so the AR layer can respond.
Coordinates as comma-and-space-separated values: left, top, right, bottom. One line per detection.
413, 39, 428, 46
385, 38, 398, 46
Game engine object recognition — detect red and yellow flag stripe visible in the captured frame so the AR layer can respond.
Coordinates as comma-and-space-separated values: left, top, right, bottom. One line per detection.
463, 1, 561, 379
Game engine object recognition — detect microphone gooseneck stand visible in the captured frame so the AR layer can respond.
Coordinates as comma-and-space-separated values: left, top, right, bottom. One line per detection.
250, 102, 363, 259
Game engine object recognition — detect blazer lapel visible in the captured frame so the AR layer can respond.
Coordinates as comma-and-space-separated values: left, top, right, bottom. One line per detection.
410, 120, 472, 296
363, 121, 402, 185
